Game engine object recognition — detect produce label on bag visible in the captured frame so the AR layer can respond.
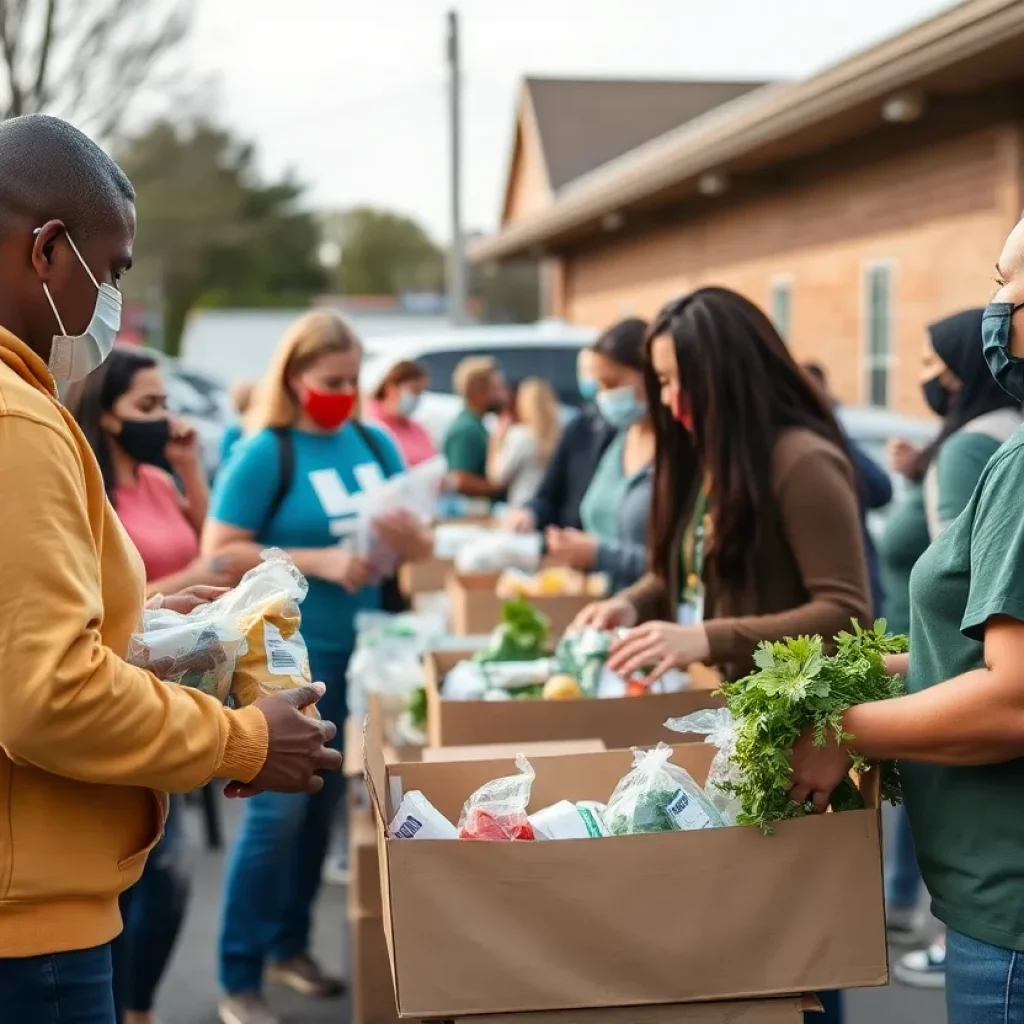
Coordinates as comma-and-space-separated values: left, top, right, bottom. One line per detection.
263, 620, 307, 677
665, 788, 716, 831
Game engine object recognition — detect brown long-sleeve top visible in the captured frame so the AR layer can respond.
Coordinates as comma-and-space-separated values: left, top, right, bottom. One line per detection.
621, 428, 871, 680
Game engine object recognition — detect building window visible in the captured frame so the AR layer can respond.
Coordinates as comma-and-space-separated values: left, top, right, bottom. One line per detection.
770, 278, 792, 339
864, 264, 893, 408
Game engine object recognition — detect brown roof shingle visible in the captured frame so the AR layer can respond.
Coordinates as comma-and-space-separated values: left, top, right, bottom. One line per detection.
525, 77, 770, 191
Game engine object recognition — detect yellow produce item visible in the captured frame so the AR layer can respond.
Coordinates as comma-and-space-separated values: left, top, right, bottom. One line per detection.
543, 674, 582, 700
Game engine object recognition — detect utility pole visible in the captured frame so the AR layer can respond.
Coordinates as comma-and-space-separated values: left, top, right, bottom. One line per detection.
446, 8, 468, 325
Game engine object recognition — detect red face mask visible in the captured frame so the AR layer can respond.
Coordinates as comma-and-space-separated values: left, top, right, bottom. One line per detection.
302, 386, 356, 430
673, 392, 694, 433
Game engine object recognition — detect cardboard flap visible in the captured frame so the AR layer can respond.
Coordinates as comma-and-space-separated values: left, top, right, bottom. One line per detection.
448, 997, 811, 1023
363, 713, 390, 823
856, 766, 881, 809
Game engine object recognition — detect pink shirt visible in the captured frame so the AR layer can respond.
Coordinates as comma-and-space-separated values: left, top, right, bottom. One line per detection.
366, 400, 436, 467
114, 465, 198, 584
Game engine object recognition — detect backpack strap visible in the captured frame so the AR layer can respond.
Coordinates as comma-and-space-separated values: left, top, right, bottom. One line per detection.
351, 420, 395, 479
262, 426, 295, 533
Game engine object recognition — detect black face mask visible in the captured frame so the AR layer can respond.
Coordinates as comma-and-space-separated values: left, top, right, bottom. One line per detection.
922, 376, 951, 418
115, 418, 173, 472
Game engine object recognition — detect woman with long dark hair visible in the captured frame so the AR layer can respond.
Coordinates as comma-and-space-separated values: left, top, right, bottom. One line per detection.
65, 346, 235, 1024
578, 287, 870, 680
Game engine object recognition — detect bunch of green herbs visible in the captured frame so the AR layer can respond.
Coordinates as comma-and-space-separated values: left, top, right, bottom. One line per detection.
720, 620, 907, 832
475, 598, 550, 664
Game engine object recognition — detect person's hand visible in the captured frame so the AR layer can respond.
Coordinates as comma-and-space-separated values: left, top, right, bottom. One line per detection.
317, 546, 372, 594
883, 652, 910, 678
607, 621, 711, 681
545, 526, 598, 570
148, 584, 229, 614
502, 507, 536, 534
165, 417, 202, 471
373, 509, 431, 560
570, 596, 638, 632
887, 438, 921, 478
224, 682, 342, 798
787, 724, 853, 814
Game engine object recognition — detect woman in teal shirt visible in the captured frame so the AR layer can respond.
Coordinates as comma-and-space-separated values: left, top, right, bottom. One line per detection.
545, 318, 655, 594
788, 214, 1024, 1024
204, 310, 429, 1023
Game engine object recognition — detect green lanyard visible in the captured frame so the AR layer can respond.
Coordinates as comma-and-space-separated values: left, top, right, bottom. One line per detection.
681, 489, 708, 600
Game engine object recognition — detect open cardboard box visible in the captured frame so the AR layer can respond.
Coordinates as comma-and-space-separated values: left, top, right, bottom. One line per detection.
424, 650, 723, 749
398, 558, 454, 598
447, 573, 601, 636
364, 726, 887, 1020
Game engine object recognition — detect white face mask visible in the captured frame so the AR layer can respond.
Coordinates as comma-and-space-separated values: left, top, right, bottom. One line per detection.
41, 231, 122, 382
397, 390, 421, 417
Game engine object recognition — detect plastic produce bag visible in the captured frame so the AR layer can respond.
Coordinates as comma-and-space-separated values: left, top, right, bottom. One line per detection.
666, 709, 744, 825
454, 531, 543, 575
457, 755, 536, 841
604, 744, 724, 835
347, 456, 448, 581
556, 629, 692, 699
129, 550, 312, 710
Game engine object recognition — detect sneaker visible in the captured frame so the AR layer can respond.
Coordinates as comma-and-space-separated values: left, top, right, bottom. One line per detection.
322, 852, 350, 887
218, 994, 280, 1024
266, 953, 345, 998
886, 906, 925, 946
893, 941, 946, 989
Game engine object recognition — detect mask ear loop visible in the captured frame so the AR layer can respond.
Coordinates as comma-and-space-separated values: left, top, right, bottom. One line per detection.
32, 225, 79, 336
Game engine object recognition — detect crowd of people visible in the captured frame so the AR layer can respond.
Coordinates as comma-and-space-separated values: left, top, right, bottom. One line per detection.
2, 113, 1024, 1024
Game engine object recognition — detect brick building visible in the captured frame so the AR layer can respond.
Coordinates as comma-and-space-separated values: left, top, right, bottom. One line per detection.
472, 0, 1024, 416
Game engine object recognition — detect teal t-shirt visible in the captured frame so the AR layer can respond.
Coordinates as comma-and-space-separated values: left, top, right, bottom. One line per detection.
443, 409, 489, 477
579, 431, 631, 541
209, 422, 405, 657
903, 426, 1024, 952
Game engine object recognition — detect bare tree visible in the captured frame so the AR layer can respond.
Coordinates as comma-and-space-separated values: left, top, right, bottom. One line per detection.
0, 0, 191, 141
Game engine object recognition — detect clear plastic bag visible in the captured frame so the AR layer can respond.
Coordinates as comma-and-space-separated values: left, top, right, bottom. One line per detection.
457, 754, 536, 841
454, 531, 543, 575
128, 550, 312, 710
604, 743, 724, 835
665, 709, 744, 825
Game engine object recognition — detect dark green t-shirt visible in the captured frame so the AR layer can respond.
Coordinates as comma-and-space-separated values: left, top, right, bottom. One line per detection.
877, 484, 930, 637
443, 409, 489, 477
903, 426, 1024, 952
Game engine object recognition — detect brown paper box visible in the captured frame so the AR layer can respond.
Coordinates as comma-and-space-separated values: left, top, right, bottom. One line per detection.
424, 651, 724, 749
365, 732, 887, 1019
448, 573, 597, 636
454, 996, 820, 1023
422, 739, 606, 763
348, 804, 383, 917
399, 558, 453, 597
349, 909, 401, 1024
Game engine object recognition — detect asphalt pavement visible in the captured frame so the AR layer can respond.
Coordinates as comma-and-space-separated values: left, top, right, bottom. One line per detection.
157, 794, 946, 1024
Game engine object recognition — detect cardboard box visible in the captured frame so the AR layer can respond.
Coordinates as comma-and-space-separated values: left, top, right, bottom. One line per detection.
448, 573, 598, 636
456, 997, 820, 1023
348, 803, 383, 917
348, 910, 400, 1024
422, 739, 606, 763
424, 650, 724, 749
398, 557, 453, 598
365, 734, 887, 1019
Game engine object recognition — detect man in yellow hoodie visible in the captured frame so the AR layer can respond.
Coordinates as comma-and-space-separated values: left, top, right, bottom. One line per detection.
0, 116, 343, 1023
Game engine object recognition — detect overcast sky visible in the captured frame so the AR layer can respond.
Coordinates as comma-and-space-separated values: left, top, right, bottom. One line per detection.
189, 0, 954, 243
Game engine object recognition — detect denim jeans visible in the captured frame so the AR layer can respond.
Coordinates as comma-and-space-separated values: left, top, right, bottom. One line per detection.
111, 794, 189, 1016
0, 944, 115, 1023
884, 806, 922, 911
218, 650, 349, 995
947, 929, 1024, 1024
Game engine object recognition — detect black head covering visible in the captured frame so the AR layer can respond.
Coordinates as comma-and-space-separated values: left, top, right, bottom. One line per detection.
912, 308, 1019, 479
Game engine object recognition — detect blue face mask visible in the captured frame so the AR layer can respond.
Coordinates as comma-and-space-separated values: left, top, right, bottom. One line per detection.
595, 386, 645, 429
578, 375, 598, 402
982, 301, 1024, 401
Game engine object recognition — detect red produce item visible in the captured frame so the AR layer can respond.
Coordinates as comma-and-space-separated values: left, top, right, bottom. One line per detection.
457, 754, 537, 841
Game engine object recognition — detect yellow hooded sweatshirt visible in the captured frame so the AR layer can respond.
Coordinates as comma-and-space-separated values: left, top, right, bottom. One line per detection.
0, 329, 269, 957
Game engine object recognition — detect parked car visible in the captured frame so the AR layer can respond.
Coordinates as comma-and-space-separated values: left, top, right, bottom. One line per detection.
360, 321, 598, 446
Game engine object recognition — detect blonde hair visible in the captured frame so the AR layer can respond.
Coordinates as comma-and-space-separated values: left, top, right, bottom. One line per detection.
453, 356, 496, 400
516, 377, 560, 459
230, 379, 255, 415
246, 310, 362, 432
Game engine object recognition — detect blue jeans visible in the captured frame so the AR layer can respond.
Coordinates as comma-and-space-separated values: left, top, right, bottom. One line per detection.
0, 945, 115, 1023
218, 651, 349, 995
947, 929, 1024, 1024
111, 795, 189, 1016
884, 806, 922, 911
